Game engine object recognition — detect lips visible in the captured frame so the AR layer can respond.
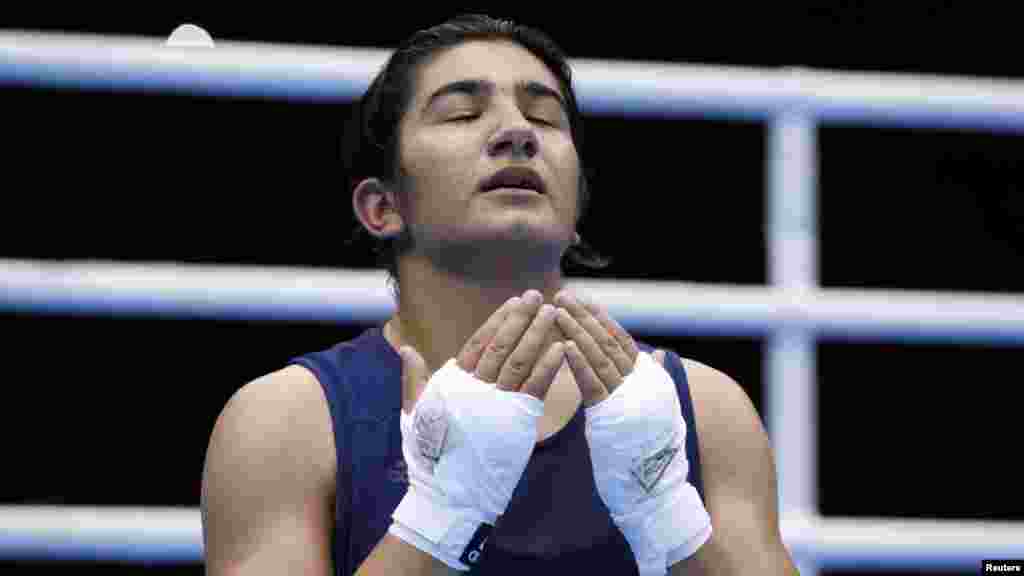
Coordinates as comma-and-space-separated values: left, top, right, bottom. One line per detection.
480, 167, 546, 195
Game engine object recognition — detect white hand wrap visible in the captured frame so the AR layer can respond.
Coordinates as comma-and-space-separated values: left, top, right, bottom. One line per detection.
585, 352, 712, 575
389, 358, 543, 571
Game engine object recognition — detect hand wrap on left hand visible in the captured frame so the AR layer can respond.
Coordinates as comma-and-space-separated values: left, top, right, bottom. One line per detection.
585, 351, 712, 575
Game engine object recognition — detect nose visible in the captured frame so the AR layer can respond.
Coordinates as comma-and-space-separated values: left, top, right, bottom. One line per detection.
486, 126, 538, 159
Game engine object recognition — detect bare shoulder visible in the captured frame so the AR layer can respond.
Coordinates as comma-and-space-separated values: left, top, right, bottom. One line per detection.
205, 364, 337, 493
678, 357, 765, 440
677, 356, 772, 481
675, 355, 797, 570
201, 364, 337, 573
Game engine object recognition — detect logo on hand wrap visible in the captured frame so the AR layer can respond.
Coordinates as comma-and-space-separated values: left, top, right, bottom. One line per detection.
630, 430, 682, 494
413, 396, 449, 469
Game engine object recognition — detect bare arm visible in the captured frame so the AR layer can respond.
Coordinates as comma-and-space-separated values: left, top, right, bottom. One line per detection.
201, 365, 336, 575
356, 533, 463, 576
668, 359, 800, 576
202, 365, 460, 576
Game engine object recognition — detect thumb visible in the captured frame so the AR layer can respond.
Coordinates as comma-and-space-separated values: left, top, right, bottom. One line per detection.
653, 349, 667, 367
399, 345, 429, 415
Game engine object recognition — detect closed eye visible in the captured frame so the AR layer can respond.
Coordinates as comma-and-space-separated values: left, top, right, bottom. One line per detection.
448, 114, 554, 126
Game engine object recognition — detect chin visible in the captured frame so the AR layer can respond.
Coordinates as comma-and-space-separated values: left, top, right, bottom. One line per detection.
432, 230, 568, 278
492, 222, 567, 246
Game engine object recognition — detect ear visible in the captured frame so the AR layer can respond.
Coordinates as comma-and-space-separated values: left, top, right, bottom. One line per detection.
352, 177, 404, 239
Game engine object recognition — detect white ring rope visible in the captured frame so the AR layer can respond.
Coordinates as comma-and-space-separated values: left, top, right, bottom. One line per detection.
1, 259, 1023, 344
2, 506, 1022, 568
2, 29, 1024, 129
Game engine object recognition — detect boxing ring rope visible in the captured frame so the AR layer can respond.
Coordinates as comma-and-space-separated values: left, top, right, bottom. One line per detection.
4, 260, 1024, 344
3, 29, 1024, 572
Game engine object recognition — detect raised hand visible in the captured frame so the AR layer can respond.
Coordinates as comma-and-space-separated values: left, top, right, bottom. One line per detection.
552, 290, 665, 408
552, 289, 711, 574
392, 289, 568, 572
401, 289, 565, 416
467, 289, 565, 398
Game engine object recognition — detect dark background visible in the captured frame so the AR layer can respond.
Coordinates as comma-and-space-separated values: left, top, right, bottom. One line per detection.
2, 7, 1021, 575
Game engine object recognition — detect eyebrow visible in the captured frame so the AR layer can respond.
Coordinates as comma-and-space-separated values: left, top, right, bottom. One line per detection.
423, 78, 567, 114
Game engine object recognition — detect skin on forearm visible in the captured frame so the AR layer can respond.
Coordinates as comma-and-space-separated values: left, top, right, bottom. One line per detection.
355, 532, 463, 576
668, 535, 718, 576
668, 533, 799, 576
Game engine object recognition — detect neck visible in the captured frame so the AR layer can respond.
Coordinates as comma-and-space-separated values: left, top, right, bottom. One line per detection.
384, 253, 568, 374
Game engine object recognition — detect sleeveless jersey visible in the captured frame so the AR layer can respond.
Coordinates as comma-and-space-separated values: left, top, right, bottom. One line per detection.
287, 326, 705, 575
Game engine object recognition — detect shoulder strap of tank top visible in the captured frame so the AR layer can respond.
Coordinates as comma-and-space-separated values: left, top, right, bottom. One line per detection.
661, 349, 706, 502
338, 328, 403, 575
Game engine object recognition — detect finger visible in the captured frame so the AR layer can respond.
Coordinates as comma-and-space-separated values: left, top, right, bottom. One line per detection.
475, 290, 544, 383
399, 345, 429, 415
654, 349, 667, 367
564, 341, 608, 408
576, 293, 641, 368
543, 315, 569, 347
554, 291, 631, 380
519, 341, 566, 401
554, 305, 624, 392
457, 295, 520, 372
496, 303, 558, 391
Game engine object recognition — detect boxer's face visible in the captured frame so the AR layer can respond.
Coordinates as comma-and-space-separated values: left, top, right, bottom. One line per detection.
393, 40, 579, 264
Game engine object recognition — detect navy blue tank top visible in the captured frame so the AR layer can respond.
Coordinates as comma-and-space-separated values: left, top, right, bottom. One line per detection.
287, 326, 705, 575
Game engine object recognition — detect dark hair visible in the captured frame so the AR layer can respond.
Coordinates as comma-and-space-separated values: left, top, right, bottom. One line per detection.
342, 14, 610, 300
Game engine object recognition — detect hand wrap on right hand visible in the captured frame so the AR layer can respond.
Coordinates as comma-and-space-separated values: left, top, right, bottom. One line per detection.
585, 351, 712, 575
389, 358, 543, 571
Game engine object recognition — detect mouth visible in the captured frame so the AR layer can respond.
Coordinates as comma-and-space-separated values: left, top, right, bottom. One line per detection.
483, 187, 543, 195
479, 166, 547, 195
